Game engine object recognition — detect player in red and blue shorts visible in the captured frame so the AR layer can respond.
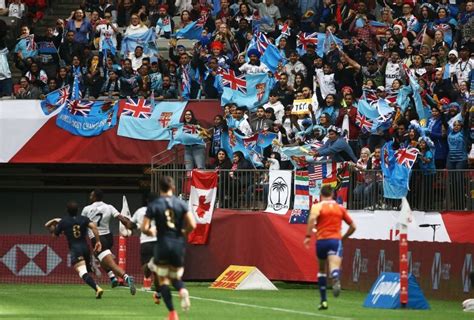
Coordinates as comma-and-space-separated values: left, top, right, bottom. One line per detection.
304, 185, 356, 310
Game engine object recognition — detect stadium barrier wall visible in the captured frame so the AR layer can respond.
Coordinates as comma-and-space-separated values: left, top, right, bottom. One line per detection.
151, 168, 474, 212
342, 239, 474, 300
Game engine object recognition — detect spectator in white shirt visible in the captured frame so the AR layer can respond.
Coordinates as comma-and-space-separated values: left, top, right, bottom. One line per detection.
239, 48, 269, 74
8, 0, 25, 19
263, 92, 284, 122
128, 46, 150, 71
314, 63, 336, 100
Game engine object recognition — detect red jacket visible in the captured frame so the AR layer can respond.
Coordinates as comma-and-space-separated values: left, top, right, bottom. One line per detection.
335, 105, 360, 140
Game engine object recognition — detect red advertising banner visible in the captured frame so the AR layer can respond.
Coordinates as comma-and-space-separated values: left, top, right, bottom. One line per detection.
342, 239, 474, 300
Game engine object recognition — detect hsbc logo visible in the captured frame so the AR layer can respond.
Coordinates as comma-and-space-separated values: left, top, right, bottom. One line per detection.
378, 250, 385, 275
0, 244, 61, 276
462, 254, 472, 293
432, 252, 441, 290
352, 248, 361, 283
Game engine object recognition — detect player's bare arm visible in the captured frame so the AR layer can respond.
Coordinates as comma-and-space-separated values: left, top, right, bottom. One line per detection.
117, 214, 136, 230
45, 218, 61, 236
342, 222, 356, 240
304, 204, 320, 248
183, 211, 197, 236
88, 222, 102, 253
141, 216, 156, 237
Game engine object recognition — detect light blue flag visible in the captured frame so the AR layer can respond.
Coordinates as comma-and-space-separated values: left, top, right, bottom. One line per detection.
296, 32, 343, 57
167, 123, 205, 149
175, 20, 203, 40
261, 43, 286, 73
102, 37, 116, 56
407, 70, 430, 122
381, 141, 418, 199
281, 145, 314, 169
357, 99, 381, 119
396, 85, 412, 112
121, 28, 157, 56
40, 85, 70, 115
156, 17, 172, 33
56, 100, 118, 137
221, 73, 276, 112
212, 0, 220, 16
117, 101, 187, 140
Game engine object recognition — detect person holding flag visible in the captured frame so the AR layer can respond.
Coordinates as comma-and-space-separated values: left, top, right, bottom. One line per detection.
155, 5, 174, 39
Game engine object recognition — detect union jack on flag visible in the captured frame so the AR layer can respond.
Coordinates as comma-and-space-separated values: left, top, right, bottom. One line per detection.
122, 98, 153, 118
196, 14, 208, 28
395, 147, 419, 169
255, 32, 270, 55
67, 100, 93, 116
220, 69, 247, 93
362, 88, 378, 103
55, 85, 70, 106
183, 124, 199, 134
297, 32, 318, 50
356, 112, 373, 133
280, 23, 290, 37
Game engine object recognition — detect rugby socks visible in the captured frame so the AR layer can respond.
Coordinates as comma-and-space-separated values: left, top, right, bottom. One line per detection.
330, 269, 340, 280
318, 273, 327, 302
123, 273, 130, 281
107, 271, 117, 283
82, 273, 98, 291
172, 280, 185, 291
161, 285, 175, 311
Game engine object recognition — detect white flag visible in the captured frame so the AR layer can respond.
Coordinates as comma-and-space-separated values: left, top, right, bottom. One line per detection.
265, 170, 292, 215
119, 195, 132, 237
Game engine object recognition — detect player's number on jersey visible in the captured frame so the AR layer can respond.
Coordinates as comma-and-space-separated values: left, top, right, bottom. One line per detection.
164, 209, 176, 229
73, 225, 81, 238
95, 213, 103, 227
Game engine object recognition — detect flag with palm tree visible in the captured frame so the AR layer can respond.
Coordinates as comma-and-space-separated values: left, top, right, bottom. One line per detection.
265, 170, 292, 215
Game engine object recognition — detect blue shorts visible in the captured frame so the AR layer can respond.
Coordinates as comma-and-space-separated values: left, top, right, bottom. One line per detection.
316, 239, 343, 260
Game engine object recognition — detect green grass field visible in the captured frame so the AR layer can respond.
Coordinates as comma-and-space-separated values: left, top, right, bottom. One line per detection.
0, 282, 471, 320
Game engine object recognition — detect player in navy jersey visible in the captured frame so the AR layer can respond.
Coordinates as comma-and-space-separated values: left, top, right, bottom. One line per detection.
45, 201, 104, 299
142, 176, 196, 320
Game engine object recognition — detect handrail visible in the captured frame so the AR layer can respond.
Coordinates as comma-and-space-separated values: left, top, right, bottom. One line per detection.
149, 168, 474, 212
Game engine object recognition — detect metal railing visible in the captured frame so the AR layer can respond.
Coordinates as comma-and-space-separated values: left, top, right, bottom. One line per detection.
150, 168, 474, 212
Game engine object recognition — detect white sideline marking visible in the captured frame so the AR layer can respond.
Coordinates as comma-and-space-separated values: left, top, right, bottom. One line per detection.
183, 294, 354, 320
127, 287, 353, 319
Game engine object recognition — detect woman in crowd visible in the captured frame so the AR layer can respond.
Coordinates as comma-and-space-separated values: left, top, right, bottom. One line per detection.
228, 151, 253, 207
124, 14, 148, 36
207, 115, 228, 163
447, 120, 468, 169
65, 9, 93, 45
182, 110, 206, 170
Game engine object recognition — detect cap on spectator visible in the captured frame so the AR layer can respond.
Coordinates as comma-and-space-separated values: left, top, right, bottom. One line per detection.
302, 118, 312, 127
439, 97, 450, 106
393, 24, 403, 33
403, 0, 414, 7
448, 102, 460, 111
237, 106, 248, 111
459, 45, 470, 52
247, 48, 261, 58
177, 44, 186, 50
341, 86, 353, 94
312, 125, 327, 135
367, 58, 377, 65
159, 4, 168, 10
327, 125, 341, 134
306, 43, 316, 49
210, 41, 223, 51
200, 6, 210, 13
273, 120, 282, 125
448, 50, 458, 58
376, 86, 386, 92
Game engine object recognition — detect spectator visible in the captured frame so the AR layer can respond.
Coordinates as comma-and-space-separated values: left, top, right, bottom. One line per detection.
14, 26, 38, 73
96, 12, 119, 55
101, 70, 121, 98
312, 125, 357, 162
156, 75, 178, 100
250, 106, 273, 132
16, 77, 42, 99
59, 31, 84, 66
248, 0, 281, 34
182, 110, 206, 170
447, 120, 468, 169
25, 62, 48, 92
8, 0, 25, 19
65, 9, 94, 45
0, 46, 11, 97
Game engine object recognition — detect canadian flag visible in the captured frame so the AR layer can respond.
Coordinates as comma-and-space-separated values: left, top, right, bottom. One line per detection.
188, 170, 218, 245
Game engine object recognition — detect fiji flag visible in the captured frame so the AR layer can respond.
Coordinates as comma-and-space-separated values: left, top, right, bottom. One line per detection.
175, 17, 205, 40
381, 141, 419, 199
233, 133, 264, 168
404, 65, 430, 122
102, 37, 116, 56
221, 73, 275, 111
40, 85, 70, 115
167, 123, 206, 149
117, 101, 187, 140
261, 43, 286, 73
121, 28, 157, 55
296, 32, 342, 57
56, 100, 118, 137
281, 145, 313, 169
156, 17, 172, 34
37, 41, 57, 54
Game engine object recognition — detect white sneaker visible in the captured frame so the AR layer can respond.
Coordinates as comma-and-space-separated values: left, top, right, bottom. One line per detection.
179, 288, 191, 312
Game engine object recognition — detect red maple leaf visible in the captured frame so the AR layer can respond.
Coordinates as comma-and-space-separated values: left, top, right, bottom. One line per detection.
195, 195, 211, 218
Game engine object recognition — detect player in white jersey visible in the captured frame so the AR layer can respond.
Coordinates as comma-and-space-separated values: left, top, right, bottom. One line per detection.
120, 193, 173, 304
81, 188, 136, 295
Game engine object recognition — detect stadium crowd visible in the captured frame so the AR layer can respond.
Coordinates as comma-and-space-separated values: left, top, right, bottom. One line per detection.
0, 0, 473, 175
